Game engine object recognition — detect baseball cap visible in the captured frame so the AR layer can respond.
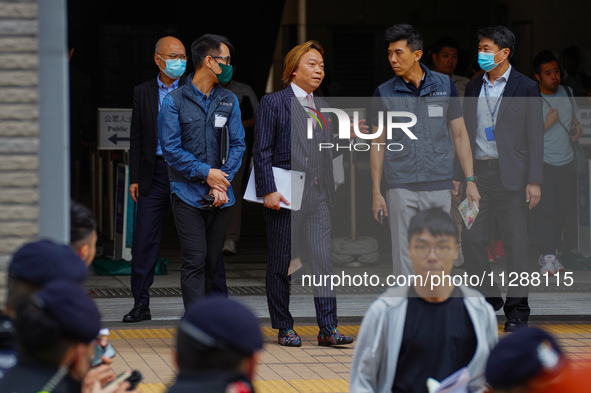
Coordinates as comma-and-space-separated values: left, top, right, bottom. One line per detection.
9, 239, 87, 286
180, 297, 262, 355
33, 280, 101, 343
486, 327, 565, 389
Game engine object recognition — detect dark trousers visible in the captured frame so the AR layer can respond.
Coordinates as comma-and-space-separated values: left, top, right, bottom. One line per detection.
461, 161, 530, 321
534, 161, 575, 256
211, 254, 228, 296
263, 184, 337, 330
172, 194, 229, 309
130, 158, 170, 306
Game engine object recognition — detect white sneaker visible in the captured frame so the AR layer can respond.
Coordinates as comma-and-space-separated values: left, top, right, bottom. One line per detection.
222, 239, 237, 255
540, 254, 557, 276
454, 246, 465, 267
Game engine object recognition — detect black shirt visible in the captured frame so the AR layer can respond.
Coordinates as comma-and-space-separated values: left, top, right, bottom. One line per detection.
392, 286, 477, 393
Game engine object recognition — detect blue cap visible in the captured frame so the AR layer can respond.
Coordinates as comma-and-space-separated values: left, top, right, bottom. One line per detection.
9, 239, 87, 286
180, 297, 262, 355
33, 280, 101, 343
486, 327, 564, 388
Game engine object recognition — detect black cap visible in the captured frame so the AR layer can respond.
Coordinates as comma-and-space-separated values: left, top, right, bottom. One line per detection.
33, 280, 101, 343
9, 239, 87, 286
486, 327, 564, 388
180, 297, 262, 355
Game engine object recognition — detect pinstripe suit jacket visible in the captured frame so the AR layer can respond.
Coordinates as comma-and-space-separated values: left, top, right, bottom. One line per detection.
253, 85, 338, 208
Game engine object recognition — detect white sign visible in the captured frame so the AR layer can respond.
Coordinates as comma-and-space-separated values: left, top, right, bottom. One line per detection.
98, 108, 132, 150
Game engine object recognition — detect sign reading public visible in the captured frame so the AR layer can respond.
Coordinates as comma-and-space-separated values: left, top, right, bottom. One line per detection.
98, 108, 132, 150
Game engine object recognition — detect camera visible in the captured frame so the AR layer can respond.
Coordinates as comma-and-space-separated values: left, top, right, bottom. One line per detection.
201, 194, 215, 207
105, 370, 144, 391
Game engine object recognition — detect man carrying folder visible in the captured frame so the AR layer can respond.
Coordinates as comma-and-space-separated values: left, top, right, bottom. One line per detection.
158, 34, 245, 308
253, 41, 363, 347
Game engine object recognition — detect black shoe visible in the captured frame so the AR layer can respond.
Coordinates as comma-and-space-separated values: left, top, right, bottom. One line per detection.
504, 318, 528, 333
122, 303, 151, 323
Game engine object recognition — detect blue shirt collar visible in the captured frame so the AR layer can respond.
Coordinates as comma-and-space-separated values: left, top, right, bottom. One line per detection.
157, 74, 180, 90
483, 64, 512, 86
190, 82, 218, 103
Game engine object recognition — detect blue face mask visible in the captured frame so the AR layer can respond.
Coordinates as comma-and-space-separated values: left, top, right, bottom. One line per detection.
477, 50, 505, 72
158, 55, 186, 79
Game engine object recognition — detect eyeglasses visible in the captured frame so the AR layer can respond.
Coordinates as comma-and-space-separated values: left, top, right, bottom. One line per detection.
412, 244, 453, 259
158, 53, 188, 61
210, 55, 231, 66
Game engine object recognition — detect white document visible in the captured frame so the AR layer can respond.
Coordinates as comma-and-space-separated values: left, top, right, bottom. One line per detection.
244, 167, 305, 211
426, 367, 470, 393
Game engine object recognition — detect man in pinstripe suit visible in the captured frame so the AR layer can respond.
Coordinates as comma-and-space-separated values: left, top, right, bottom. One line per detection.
253, 41, 360, 347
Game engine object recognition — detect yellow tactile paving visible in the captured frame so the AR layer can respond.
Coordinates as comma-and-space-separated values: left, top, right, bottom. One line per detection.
288, 378, 349, 392
538, 324, 591, 334
110, 328, 176, 340
138, 383, 167, 393
254, 380, 300, 393
110, 324, 591, 339
111, 325, 361, 339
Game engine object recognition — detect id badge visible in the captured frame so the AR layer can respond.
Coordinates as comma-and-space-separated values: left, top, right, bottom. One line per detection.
428, 105, 444, 118
214, 114, 228, 127
485, 126, 496, 141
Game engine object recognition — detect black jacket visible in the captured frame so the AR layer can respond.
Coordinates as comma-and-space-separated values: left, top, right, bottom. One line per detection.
129, 74, 187, 195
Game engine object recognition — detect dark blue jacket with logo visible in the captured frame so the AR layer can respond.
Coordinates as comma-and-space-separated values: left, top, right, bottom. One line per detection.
158, 74, 245, 208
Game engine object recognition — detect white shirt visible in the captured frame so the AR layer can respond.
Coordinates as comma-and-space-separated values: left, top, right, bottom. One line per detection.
291, 82, 315, 109
474, 64, 512, 160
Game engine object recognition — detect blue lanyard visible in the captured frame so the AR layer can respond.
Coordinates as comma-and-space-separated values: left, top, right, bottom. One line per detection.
483, 82, 506, 128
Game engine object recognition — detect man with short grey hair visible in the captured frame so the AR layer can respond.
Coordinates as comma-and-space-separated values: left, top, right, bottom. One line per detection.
124, 36, 188, 323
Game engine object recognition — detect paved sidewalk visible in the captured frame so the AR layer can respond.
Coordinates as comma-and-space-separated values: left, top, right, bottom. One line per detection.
108, 322, 591, 393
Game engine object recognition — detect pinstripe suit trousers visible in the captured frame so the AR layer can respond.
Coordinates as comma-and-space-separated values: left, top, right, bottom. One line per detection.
263, 183, 337, 329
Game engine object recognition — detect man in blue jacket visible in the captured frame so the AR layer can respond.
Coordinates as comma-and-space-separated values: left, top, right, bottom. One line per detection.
158, 34, 245, 308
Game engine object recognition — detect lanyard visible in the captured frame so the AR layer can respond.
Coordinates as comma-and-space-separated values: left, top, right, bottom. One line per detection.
483, 82, 506, 128
38, 365, 68, 393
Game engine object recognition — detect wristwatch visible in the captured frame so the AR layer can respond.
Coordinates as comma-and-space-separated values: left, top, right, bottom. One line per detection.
466, 176, 477, 183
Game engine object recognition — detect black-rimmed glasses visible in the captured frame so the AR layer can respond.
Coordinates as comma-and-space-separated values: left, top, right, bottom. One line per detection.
210, 55, 231, 66
412, 244, 453, 259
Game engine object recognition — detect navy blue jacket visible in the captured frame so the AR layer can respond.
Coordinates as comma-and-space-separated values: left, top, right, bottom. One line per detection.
454, 67, 544, 190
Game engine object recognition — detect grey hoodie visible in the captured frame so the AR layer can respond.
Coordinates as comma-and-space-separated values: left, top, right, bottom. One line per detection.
350, 285, 498, 393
